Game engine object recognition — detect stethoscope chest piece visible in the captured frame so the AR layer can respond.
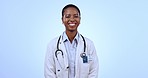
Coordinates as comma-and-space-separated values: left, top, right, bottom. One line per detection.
80, 52, 88, 63
80, 52, 86, 58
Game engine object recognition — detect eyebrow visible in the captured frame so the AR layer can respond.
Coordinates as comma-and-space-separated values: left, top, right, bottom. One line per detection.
64, 14, 80, 15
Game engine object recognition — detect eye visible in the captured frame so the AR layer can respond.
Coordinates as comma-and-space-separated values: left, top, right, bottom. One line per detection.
64, 14, 71, 18
64, 14, 80, 18
74, 14, 79, 18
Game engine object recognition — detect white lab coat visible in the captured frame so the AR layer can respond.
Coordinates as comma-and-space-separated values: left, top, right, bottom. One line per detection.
44, 34, 99, 78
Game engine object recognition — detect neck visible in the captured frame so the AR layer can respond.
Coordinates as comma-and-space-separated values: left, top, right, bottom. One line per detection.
66, 30, 77, 43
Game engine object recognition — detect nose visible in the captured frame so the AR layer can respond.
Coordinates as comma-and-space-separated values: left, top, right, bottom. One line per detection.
69, 18, 75, 22
69, 16, 75, 21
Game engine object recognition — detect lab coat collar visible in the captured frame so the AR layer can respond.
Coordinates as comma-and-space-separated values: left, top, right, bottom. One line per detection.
62, 31, 79, 45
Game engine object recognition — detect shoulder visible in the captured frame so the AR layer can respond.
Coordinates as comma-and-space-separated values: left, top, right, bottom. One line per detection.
82, 36, 97, 55
47, 36, 60, 48
83, 36, 96, 52
83, 37, 94, 46
79, 34, 93, 44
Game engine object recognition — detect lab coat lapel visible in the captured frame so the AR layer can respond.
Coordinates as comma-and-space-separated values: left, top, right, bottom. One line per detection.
60, 40, 69, 69
75, 36, 84, 77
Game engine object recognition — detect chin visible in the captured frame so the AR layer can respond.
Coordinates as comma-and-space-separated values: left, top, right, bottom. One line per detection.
66, 29, 77, 32
69, 30, 75, 32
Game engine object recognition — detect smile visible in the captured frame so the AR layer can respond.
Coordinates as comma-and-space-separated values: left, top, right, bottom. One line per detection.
69, 23, 76, 26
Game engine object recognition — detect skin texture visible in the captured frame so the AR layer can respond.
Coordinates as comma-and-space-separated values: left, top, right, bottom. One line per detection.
62, 7, 81, 43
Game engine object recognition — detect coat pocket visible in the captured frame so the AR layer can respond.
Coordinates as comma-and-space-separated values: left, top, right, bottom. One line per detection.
80, 63, 89, 78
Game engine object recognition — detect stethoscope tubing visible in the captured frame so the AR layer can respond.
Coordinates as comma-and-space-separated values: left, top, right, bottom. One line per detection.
55, 34, 86, 59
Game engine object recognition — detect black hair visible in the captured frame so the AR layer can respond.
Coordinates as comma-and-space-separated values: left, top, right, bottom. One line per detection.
62, 4, 81, 17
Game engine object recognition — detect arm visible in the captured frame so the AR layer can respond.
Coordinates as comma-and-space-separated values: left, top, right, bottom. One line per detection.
88, 42, 99, 78
44, 42, 56, 78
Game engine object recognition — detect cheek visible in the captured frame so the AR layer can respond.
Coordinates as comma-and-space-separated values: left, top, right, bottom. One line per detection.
62, 18, 68, 23
62, 20, 69, 26
76, 19, 80, 24
76, 18, 80, 21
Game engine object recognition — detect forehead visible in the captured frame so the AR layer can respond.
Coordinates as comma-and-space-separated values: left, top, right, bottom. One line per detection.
64, 7, 79, 14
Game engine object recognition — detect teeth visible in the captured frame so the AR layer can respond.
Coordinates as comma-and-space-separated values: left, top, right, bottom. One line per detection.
69, 24, 75, 26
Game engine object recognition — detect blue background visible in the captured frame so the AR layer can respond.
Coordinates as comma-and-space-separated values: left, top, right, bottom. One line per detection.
0, 0, 148, 78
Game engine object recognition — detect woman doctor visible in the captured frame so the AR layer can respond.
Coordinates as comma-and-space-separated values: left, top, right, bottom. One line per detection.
44, 4, 99, 78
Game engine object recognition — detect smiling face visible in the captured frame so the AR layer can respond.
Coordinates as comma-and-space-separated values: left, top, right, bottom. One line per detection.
62, 7, 81, 32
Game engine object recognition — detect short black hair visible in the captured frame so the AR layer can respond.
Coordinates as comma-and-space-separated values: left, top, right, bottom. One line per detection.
62, 4, 81, 17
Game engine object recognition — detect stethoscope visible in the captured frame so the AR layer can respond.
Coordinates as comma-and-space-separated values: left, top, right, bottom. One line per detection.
55, 34, 88, 65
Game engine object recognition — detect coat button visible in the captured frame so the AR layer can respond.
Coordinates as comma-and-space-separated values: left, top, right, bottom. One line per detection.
67, 66, 69, 69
